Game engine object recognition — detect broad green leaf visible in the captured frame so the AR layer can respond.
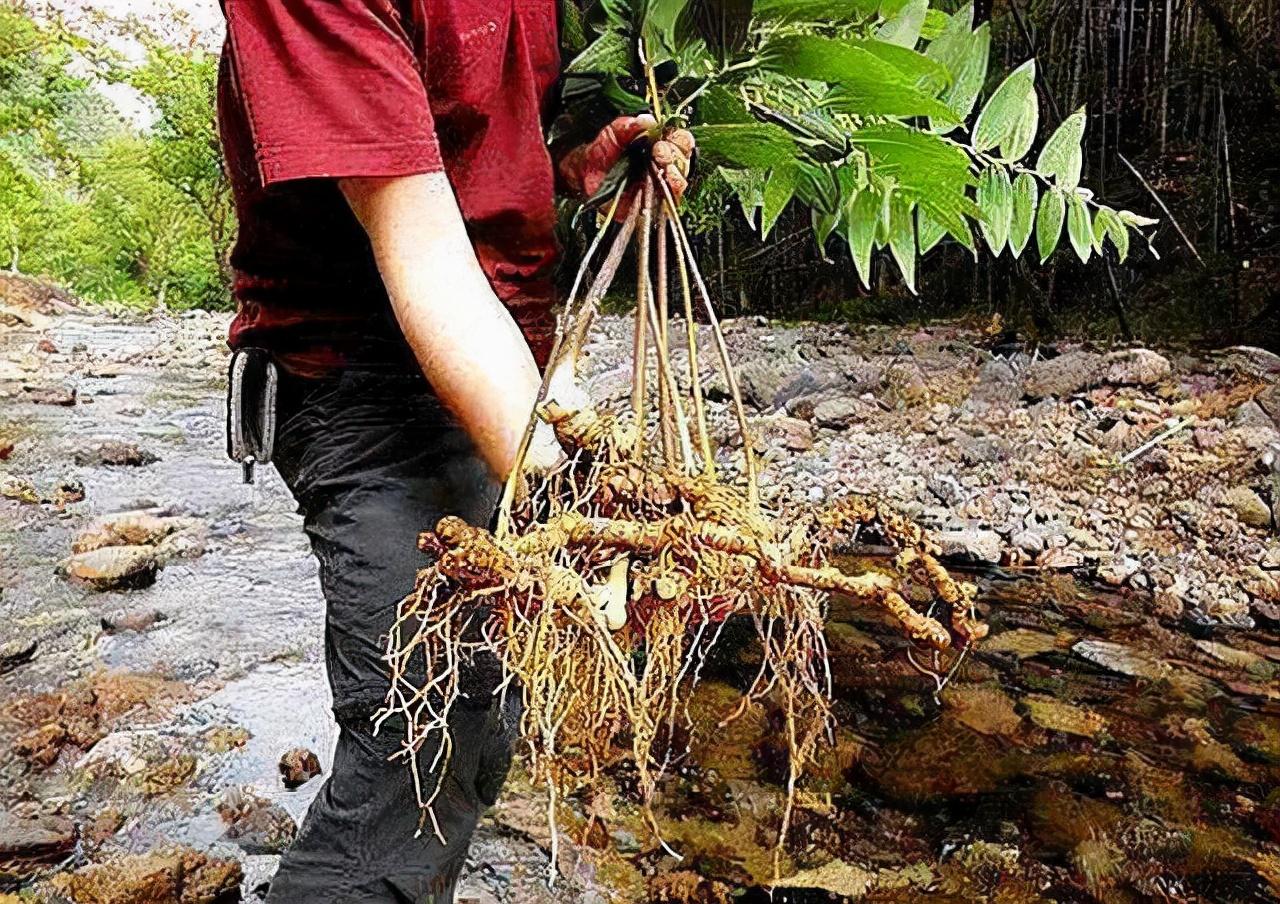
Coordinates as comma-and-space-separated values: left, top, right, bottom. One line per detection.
1066, 193, 1092, 263
601, 76, 650, 113
888, 194, 918, 292
566, 30, 630, 75
924, 2, 974, 71
794, 162, 840, 213
976, 165, 1013, 255
972, 59, 1035, 153
930, 23, 989, 133
878, 0, 928, 48
697, 85, 752, 124
853, 39, 950, 94
691, 123, 798, 169
1092, 206, 1129, 261
844, 189, 881, 289
917, 208, 947, 254
1037, 188, 1065, 262
1001, 85, 1039, 162
1035, 109, 1086, 190
875, 187, 894, 247
761, 34, 955, 120
812, 208, 841, 250
719, 166, 766, 221
1009, 171, 1038, 255
752, 0, 879, 23
920, 7, 949, 40
761, 163, 798, 238
848, 123, 973, 198
1119, 209, 1158, 227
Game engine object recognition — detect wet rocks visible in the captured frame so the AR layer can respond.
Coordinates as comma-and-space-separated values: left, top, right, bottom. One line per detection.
60, 545, 160, 592
0, 812, 76, 882
48, 848, 243, 904
812, 397, 862, 430
279, 747, 322, 789
73, 511, 204, 558
752, 416, 813, 452
73, 441, 158, 467
935, 528, 1003, 564
0, 639, 37, 675
22, 383, 76, 406
1072, 639, 1171, 680
100, 609, 168, 635
1022, 350, 1103, 399
217, 788, 297, 855
1103, 348, 1172, 386
1224, 486, 1273, 530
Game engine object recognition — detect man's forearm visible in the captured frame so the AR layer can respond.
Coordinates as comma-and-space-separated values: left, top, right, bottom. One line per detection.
340, 172, 544, 480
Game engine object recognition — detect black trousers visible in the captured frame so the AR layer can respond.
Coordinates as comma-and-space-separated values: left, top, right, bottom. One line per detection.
266, 368, 515, 904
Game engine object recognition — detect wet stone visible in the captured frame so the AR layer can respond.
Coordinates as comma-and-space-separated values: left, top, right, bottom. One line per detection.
60, 545, 161, 592
279, 747, 322, 789
22, 383, 76, 406
48, 848, 243, 904
100, 609, 169, 635
0, 811, 76, 879
73, 441, 158, 467
217, 787, 297, 855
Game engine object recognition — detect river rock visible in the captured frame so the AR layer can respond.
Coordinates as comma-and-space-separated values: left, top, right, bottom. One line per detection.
48, 848, 243, 904
73, 441, 158, 467
60, 546, 160, 591
0, 639, 37, 675
813, 397, 861, 430
1072, 640, 1171, 680
1022, 350, 1103, 399
279, 747, 322, 789
100, 609, 168, 635
22, 383, 76, 406
969, 358, 1019, 405
73, 511, 203, 555
217, 788, 297, 855
936, 528, 1003, 564
754, 416, 813, 452
1103, 348, 1172, 386
0, 812, 76, 880
1224, 486, 1272, 529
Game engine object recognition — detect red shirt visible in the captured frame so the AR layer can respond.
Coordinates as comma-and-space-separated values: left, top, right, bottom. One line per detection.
217, 0, 561, 375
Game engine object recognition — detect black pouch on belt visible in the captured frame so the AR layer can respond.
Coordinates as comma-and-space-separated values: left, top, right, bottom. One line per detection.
226, 347, 278, 484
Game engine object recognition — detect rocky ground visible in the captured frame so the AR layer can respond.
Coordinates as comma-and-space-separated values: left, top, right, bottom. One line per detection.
1, 286, 1278, 903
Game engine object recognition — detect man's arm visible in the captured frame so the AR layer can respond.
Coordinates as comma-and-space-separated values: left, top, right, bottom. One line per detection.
340, 173, 559, 480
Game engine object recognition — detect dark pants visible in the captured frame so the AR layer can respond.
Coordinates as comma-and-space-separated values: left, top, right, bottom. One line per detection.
266, 368, 515, 904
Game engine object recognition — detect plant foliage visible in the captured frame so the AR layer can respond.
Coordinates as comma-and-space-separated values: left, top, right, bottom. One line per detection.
560, 0, 1158, 290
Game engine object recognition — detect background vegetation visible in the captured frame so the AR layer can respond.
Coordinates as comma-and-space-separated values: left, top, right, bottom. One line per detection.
0, 0, 1275, 345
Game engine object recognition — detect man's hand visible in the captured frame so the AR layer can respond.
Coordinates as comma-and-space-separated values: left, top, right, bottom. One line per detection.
558, 114, 695, 213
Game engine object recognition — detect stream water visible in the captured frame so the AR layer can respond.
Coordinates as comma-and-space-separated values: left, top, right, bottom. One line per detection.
2, 312, 1278, 903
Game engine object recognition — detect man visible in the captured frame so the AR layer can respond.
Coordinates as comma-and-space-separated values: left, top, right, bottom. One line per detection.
216, 1, 687, 902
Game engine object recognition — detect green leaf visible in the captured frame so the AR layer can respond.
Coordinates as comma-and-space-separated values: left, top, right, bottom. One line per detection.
888, 194, 918, 292
691, 123, 798, 169
848, 123, 973, 197
696, 85, 752, 124
920, 8, 950, 40
844, 189, 881, 289
917, 208, 947, 255
853, 39, 950, 95
760, 34, 955, 120
1036, 188, 1065, 263
719, 166, 766, 221
929, 22, 989, 133
1001, 84, 1039, 162
1066, 193, 1092, 263
566, 30, 631, 75
972, 59, 1035, 154
752, 0, 879, 23
1092, 206, 1129, 261
878, 0, 929, 48
976, 165, 1013, 255
1035, 108, 1086, 190
1118, 209, 1158, 228
761, 163, 798, 239
812, 208, 841, 250
1009, 171, 1038, 255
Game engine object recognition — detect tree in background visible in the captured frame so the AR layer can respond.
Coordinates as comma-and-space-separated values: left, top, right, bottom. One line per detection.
0, 2, 232, 310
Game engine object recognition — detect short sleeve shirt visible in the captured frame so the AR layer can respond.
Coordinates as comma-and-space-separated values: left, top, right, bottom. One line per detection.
218, 0, 562, 374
